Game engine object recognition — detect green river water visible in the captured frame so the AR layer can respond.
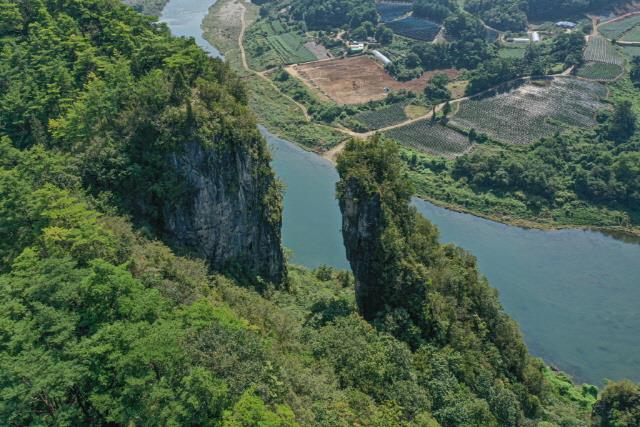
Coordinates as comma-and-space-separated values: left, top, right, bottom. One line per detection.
163, 1, 640, 386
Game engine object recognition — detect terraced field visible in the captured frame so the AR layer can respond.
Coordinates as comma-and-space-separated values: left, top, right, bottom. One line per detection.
353, 102, 409, 130
583, 36, 624, 65
577, 62, 624, 80
377, 2, 412, 23
385, 120, 472, 156
623, 45, 640, 57
449, 78, 608, 145
387, 17, 441, 41
578, 36, 624, 81
621, 24, 640, 42
599, 14, 640, 40
245, 19, 317, 69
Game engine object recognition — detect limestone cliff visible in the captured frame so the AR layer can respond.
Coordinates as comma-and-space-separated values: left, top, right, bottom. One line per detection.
165, 134, 286, 286
338, 177, 388, 320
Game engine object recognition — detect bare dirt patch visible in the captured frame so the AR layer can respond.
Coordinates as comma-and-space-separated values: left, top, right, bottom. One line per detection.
304, 41, 332, 60
289, 56, 459, 105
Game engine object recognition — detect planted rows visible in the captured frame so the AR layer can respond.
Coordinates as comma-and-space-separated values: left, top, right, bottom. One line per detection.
387, 17, 440, 41
266, 33, 317, 64
352, 102, 409, 130
621, 25, 640, 42
384, 120, 472, 156
450, 78, 607, 145
576, 62, 623, 81
583, 36, 624, 65
599, 14, 640, 40
376, 2, 412, 23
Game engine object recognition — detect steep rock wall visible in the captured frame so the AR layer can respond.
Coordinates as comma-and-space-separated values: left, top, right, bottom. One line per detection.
165, 137, 286, 286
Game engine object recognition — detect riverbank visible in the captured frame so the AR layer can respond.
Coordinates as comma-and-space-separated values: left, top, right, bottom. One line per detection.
202, 0, 640, 239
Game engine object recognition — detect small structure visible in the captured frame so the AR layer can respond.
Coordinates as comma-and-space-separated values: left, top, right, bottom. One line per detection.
531, 31, 541, 43
348, 41, 365, 53
556, 21, 577, 29
511, 37, 531, 43
371, 49, 391, 65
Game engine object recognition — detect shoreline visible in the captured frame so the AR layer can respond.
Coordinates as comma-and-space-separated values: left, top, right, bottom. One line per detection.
198, 0, 640, 243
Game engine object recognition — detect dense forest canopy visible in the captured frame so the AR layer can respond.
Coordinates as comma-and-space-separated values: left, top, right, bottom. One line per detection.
2, 0, 640, 426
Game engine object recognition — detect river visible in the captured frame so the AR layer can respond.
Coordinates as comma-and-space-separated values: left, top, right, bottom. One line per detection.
160, 0, 640, 386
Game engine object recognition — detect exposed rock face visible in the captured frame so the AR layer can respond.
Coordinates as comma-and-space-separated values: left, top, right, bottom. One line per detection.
165, 137, 286, 286
338, 178, 388, 320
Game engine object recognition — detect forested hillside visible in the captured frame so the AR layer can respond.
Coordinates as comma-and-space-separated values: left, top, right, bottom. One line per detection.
0, 0, 285, 284
1, 0, 640, 426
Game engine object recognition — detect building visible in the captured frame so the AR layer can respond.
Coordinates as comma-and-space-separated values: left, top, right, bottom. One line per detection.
371, 49, 391, 65
348, 41, 365, 53
556, 21, 577, 29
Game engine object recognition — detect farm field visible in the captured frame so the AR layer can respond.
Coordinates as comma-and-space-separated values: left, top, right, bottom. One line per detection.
498, 46, 526, 59
384, 120, 473, 157
387, 16, 441, 41
623, 45, 640, 57
621, 24, 640, 42
352, 102, 409, 130
376, 2, 412, 23
290, 56, 459, 104
583, 36, 624, 65
449, 78, 608, 145
576, 62, 624, 81
244, 19, 317, 69
598, 14, 640, 40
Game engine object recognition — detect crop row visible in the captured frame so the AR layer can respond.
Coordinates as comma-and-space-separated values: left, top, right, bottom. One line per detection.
267, 33, 317, 64
376, 2, 412, 23
599, 14, 640, 39
353, 102, 409, 130
387, 17, 440, 41
384, 120, 472, 156
449, 78, 607, 145
583, 36, 624, 66
576, 62, 624, 81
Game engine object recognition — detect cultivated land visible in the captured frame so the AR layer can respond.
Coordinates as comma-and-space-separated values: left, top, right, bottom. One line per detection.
385, 120, 473, 157
599, 13, 640, 40
290, 56, 459, 104
449, 78, 608, 145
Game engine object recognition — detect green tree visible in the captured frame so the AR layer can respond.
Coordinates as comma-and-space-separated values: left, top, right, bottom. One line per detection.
592, 381, 640, 427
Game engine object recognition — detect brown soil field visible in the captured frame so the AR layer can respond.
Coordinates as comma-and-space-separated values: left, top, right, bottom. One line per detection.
288, 56, 459, 104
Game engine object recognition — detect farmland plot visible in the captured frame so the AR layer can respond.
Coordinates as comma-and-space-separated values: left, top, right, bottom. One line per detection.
387, 17, 441, 41
583, 36, 624, 65
377, 2, 412, 23
449, 78, 608, 145
576, 62, 624, 80
599, 14, 640, 39
385, 120, 472, 156
621, 24, 640, 42
353, 102, 409, 130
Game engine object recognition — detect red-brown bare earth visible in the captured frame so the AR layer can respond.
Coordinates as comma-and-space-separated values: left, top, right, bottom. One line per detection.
289, 56, 459, 104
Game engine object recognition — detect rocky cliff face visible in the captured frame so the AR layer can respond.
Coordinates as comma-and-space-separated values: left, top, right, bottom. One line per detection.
338, 177, 388, 320
165, 136, 286, 286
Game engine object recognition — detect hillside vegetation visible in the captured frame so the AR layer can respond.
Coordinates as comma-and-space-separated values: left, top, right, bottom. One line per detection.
2, 0, 640, 426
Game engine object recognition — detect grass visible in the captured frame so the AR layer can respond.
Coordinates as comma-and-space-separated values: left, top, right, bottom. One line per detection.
498, 46, 526, 59
449, 78, 608, 145
249, 76, 345, 151
385, 119, 472, 156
